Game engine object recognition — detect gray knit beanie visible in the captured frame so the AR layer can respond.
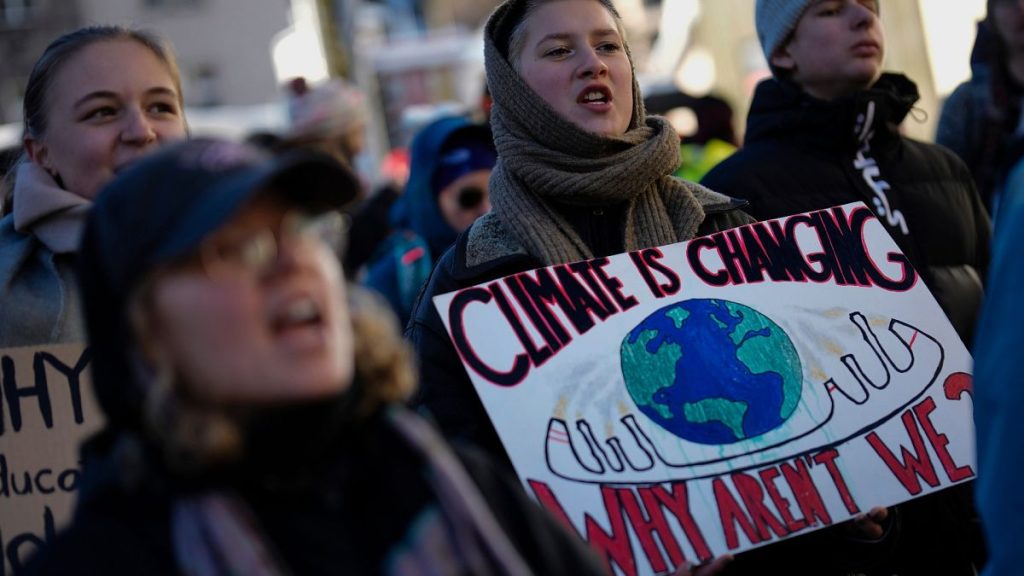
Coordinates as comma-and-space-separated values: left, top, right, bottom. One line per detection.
755, 0, 814, 67
756, 0, 881, 69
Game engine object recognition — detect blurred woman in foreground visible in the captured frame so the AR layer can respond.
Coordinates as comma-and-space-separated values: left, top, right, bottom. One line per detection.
24, 138, 611, 575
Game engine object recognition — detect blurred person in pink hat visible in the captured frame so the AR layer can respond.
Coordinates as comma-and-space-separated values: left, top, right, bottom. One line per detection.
284, 77, 368, 174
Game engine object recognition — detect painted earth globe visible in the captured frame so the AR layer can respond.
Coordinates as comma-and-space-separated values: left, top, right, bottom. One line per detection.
620, 299, 802, 445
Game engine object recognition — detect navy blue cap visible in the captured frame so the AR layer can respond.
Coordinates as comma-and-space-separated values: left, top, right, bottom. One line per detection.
78, 138, 358, 430
431, 127, 497, 196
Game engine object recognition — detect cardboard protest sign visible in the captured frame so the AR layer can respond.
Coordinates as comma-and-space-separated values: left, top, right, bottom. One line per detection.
0, 344, 101, 575
433, 202, 976, 575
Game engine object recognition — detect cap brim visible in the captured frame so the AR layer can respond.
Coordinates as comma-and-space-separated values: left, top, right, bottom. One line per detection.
153, 151, 358, 264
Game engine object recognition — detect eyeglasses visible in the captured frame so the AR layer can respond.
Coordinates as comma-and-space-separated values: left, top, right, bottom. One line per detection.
198, 210, 347, 278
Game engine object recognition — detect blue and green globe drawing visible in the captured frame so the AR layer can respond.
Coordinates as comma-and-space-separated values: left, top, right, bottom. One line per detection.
620, 299, 802, 445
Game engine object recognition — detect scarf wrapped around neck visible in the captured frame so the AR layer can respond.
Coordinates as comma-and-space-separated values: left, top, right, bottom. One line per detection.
170, 406, 533, 576
483, 0, 704, 266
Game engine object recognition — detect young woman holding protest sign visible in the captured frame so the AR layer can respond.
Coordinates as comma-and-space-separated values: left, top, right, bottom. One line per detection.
402, 4, 750, 572
403, 1, 917, 574
406, 0, 751, 469
22, 138, 635, 576
0, 26, 188, 347
0, 28, 186, 576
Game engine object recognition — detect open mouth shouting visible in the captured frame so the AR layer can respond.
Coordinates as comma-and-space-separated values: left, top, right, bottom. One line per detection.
577, 84, 613, 111
270, 294, 328, 351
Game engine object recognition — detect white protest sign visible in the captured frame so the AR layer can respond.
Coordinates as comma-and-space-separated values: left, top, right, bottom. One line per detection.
433, 202, 976, 575
0, 344, 102, 575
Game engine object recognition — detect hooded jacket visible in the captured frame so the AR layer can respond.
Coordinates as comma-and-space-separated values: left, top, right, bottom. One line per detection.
0, 162, 89, 347
936, 20, 1022, 213
702, 74, 991, 346
363, 117, 489, 325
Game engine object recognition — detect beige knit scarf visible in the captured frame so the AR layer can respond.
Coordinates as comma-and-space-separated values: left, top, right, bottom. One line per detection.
483, 0, 704, 265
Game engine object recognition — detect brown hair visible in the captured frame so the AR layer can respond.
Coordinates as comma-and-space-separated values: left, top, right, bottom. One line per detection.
346, 284, 417, 412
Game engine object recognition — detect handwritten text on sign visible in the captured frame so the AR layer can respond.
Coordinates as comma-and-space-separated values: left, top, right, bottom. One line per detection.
433, 203, 975, 576
0, 345, 101, 576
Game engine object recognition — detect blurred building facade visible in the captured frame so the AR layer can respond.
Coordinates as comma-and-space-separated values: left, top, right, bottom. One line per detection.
80, 0, 289, 108
0, 0, 288, 126
0, 0, 990, 154
0, 0, 81, 123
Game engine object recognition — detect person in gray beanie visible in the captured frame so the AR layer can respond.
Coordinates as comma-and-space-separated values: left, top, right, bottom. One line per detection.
706, 0, 990, 349
754, 0, 821, 73
702, 1, 987, 574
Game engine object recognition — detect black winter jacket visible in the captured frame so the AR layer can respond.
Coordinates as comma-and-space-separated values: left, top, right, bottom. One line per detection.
23, 409, 606, 576
702, 74, 991, 346
406, 190, 752, 464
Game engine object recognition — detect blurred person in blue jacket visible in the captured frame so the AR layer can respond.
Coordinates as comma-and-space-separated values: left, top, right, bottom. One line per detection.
973, 155, 1024, 576
363, 117, 495, 325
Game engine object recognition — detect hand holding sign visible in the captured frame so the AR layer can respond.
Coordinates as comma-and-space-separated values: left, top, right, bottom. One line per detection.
847, 506, 890, 541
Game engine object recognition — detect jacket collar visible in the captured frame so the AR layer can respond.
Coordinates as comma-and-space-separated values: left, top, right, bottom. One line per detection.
745, 73, 920, 151
12, 162, 90, 254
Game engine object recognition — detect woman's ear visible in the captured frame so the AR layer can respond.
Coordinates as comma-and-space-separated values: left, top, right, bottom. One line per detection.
23, 134, 56, 176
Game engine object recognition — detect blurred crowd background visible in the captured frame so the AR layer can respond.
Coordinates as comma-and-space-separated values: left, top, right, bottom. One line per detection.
0, 0, 989, 187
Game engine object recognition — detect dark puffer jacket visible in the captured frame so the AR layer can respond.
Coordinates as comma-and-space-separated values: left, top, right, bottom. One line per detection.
24, 408, 607, 576
406, 187, 752, 464
701, 73, 987, 575
702, 74, 991, 346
